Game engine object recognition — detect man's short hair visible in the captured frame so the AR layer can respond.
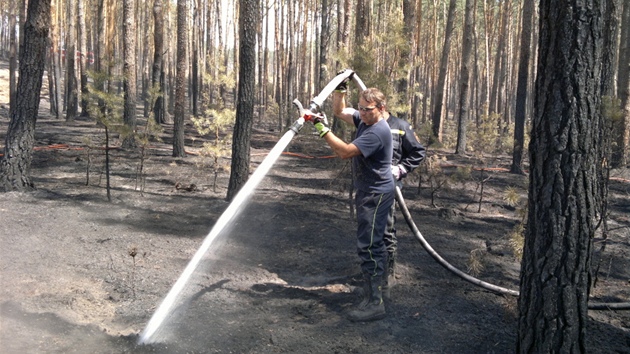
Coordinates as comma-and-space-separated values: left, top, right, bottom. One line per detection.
360, 88, 387, 108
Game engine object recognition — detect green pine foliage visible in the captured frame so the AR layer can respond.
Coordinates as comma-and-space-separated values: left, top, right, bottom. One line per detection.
191, 108, 235, 192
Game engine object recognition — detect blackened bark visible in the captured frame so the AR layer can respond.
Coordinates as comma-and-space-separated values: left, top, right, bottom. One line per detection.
613, 1, 629, 167
0, 0, 51, 191
517, 0, 604, 352
173, 0, 187, 157
191, 5, 199, 117
9, 6, 17, 118
152, 0, 166, 124
48, 0, 63, 120
455, 0, 475, 155
78, 0, 89, 117
65, 0, 78, 122
511, 0, 535, 174
227, 0, 258, 201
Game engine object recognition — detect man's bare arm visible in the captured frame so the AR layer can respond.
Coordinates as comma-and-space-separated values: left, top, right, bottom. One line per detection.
322, 132, 361, 159
332, 92, 356, 125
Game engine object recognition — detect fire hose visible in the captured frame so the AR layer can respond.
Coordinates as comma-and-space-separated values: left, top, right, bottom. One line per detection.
294, 70, 630, 311
396, 186, 630, 310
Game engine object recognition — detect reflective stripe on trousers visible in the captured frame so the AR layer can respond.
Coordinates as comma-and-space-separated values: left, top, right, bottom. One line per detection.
355, 189, 395, 277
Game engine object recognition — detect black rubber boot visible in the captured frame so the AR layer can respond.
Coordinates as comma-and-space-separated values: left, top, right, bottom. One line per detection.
348, 276, 386, 322
357, 274, 370, 307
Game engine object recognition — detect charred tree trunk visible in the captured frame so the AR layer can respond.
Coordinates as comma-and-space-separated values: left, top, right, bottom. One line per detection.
0, 0, 51, 191
173, 0, 187, 157
78, 0, 89, 117
94, 0, 106, 113
8, 3, 17, 118
48, 0, 63, 120
227, 0, 258, 201
613, 0, 629, 167
511, 0, 534, 174
191, 1, 199, 117
151, 0, 166, 124
65, 0, 78, 122
517, 0, 604, 351
455, 0, 475, 155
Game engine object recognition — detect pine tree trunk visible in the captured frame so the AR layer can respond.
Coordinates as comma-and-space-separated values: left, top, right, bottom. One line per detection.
0, 0, 51, 191
257, 4, 264, 122
122, 0, 137, 148
65, 0, 78, 122
489, 1, 509, 117
263, 6, 271, 117
173, 0, 187, 157
613, 1, 629, 167
355, 0, 370, 42
430, 0, 457, 142
274, 0, 283, 131
227, 0, 258, 201
8, 4, 17, 118
46, 44, 57, 116
191, 1, 199, 117
48, 0, 63, 119
480, 0, 491, 119
411, 0, 423, 127
396, 0, 415, 118
140, 3, 151, 118
52, 26, 63, 119
78, 0, 89, 116
318, 0, 330, 93
455, 0, 475, 155
95, 0, 106, 111
517, 0, 604, 351
152, 0, 166, 124
511, 0, 534, 174
284, 2, 294, 129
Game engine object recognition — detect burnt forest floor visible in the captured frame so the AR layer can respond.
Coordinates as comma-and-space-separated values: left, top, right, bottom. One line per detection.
0, 60, 629, 353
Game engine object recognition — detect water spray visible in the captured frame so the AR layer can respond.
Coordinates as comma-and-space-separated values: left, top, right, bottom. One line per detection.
139, 128, 297, 344
138, 70, 359, 345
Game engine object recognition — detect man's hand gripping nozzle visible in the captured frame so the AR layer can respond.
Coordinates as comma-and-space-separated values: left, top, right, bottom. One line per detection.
290, 99, 329, 137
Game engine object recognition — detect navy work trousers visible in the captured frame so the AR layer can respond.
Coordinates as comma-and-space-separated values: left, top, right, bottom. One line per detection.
355, 189, 395, 277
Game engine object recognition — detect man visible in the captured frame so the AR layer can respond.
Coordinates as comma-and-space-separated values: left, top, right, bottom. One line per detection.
383, 110, 425, 296
333, 75, 426, 300
310, 85, 394, 322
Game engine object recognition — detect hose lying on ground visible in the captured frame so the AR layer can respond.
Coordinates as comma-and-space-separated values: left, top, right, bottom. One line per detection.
395, 186, 630, 311
329, 70, 627, 310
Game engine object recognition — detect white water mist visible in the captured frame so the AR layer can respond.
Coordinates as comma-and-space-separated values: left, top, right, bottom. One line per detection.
139, 129, 298, 344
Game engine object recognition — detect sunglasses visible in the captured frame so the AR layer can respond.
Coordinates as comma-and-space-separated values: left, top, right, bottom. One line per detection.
358, 105, 378, 112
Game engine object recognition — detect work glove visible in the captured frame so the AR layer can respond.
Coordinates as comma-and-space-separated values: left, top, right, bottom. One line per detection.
334, 69, 354, 93
312, 114, 330, 138
391, 165, 407, 181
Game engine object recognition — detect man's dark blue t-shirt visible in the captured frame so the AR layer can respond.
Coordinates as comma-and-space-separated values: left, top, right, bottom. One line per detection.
351, 112, 394, 194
